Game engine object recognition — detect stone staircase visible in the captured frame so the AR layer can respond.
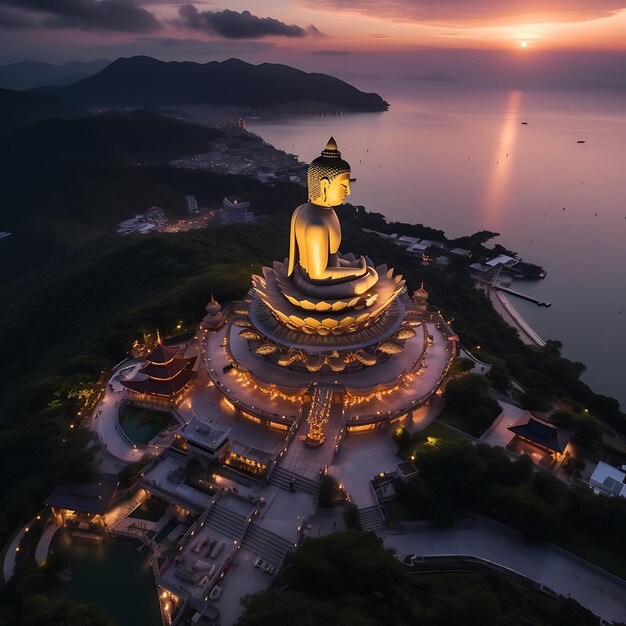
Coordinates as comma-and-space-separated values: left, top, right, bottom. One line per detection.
358, 505, 386, 533
489, 389, 523, 408
269, 465, 320, 496
242, 522, 295, 566
204, 502, 247, 539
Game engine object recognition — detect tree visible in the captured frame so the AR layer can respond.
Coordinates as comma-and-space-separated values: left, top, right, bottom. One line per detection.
392, 425, 411, 449
318, 474, 340, 509
444, 374, 491, 412
491, 487, 559, 542
489, 362, 511, 392
415, 439, 486, 505
449, 357, 475, 375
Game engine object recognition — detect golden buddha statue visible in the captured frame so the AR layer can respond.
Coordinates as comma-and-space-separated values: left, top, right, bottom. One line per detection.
287, 138, 378, 297
251, 137, 405, 337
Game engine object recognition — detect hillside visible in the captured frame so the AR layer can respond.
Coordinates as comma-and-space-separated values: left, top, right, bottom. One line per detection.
0, 59, 110, 90
0, 109, 222, 173
0, 87, 87, 132
57, 56, 389, 111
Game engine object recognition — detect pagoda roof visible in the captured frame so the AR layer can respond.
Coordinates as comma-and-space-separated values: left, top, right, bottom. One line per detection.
140, 355, 197, 380
145, 342, 180, 365
508, 412, 571, 454
122, 368, 195, 397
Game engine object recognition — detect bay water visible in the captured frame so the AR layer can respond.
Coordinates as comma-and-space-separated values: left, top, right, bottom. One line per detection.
248, 84, 626, 408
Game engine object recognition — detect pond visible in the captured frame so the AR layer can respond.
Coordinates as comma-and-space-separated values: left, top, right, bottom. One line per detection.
50, 530, 161, 626
119, 404, 177, 445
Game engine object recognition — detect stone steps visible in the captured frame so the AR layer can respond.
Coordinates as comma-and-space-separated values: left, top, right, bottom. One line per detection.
204, 503, 247, 539
359, 505, 386, 533
242, 523, 294, 566
269, 465, 320, 496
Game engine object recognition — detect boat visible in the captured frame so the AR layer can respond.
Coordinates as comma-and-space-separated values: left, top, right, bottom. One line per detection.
577, 140, 586, 144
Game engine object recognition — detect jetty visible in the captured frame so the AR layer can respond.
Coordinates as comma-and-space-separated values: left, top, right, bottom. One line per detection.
494, 285, 551, 307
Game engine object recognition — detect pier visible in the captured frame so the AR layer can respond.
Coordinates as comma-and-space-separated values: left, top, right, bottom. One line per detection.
494, 285, 551, 307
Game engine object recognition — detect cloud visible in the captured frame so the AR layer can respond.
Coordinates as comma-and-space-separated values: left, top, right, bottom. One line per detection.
0, 8, 39, 28
0, 0, 160, 33
175, 6, 322, 38
303, 0, 626, 26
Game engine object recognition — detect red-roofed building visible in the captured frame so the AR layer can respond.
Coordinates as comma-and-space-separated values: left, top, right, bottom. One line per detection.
122, 342, 197, 399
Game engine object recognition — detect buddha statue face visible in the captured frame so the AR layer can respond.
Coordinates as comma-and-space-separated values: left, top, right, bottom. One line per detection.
307, 137, 351, 207
318, 172, 351, 207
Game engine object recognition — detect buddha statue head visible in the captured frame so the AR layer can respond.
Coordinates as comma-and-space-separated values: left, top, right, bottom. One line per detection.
307, 137, 351, 207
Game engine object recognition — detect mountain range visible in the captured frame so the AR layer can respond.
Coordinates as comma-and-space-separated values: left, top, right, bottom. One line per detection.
55, 56, 389, 112
0, 110, 222, 174
0, 59, 110, 90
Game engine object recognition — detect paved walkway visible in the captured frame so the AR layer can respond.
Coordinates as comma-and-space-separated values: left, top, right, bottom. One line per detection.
35, 523, 61, 565
384, 520, 626, 623
485, 285, 545, 347
93, 390, 147, 463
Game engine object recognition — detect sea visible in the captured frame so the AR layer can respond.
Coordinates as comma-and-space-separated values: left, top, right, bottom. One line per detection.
247, 83, 626, 409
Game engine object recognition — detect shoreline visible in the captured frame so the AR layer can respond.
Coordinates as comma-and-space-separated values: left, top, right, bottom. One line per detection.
480, 284, 546, 348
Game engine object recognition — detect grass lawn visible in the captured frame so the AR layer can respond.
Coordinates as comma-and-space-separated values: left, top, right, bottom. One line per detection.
562, 539, 626, 580
129, 497, 168, 522
437, 407, 498, 439
400, 421, 470, 460
119, 405, 177, 445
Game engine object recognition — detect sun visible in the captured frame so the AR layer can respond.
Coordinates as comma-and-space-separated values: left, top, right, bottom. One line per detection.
520, 41, 528, 48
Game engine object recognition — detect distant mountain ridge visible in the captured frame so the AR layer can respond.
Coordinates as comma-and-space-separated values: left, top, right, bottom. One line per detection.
0, 88, 86, 132
56, 56, 389, 112
0, 59, 110, 90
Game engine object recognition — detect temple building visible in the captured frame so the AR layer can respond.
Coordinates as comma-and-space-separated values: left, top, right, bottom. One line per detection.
507, 412, 572, 468
46, 474, 118, 531
221, 196, 254, 223
197, 137, 455, 454
122, 341, 197, 399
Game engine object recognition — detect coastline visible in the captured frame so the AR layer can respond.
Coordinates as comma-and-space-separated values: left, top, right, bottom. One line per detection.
480, 284, 546, 348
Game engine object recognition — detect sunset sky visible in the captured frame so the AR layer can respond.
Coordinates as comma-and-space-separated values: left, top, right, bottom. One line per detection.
1, 1, 626, 86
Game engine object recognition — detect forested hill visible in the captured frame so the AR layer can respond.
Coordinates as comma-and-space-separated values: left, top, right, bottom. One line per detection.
56, 56, 389, 111
0, 87, 86, 132
0, 109, 222, 174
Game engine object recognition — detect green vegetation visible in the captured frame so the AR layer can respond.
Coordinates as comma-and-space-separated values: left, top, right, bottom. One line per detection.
2, 109, 625, 620
418, 420, 471, 443
390, 438, 626, 576
488, 361, 512, 392
439, 374, 501, 437
118, 405, 176, 445
0, 158, 303, 551
549, 410, 603, 465
448, 357, 474, 375
399, 421, 470, 463
319, 474, 341, 509
238, 530, 601, 626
